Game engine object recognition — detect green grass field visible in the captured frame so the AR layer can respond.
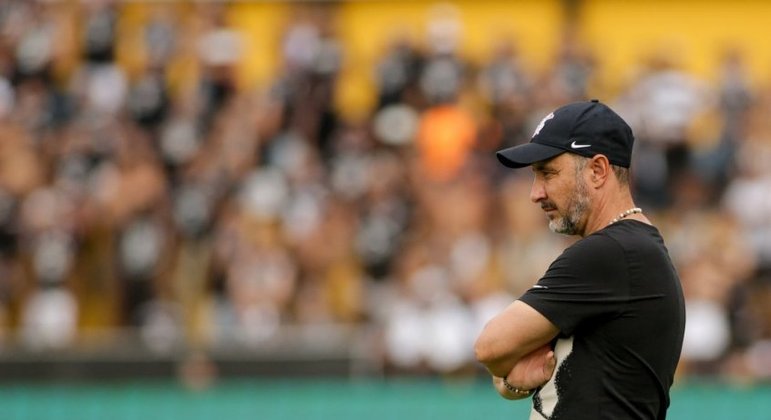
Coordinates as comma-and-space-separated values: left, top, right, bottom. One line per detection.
2, 378, 769, 419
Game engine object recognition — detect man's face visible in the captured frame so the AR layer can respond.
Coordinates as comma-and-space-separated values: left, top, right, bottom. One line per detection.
530, 153, 590, 235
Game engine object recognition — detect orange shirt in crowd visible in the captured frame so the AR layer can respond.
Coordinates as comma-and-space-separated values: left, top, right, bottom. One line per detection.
416, 104, 477, 182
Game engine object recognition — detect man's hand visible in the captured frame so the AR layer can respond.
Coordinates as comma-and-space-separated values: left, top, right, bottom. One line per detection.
492, 344, 556, 400
507, 343, 556, 389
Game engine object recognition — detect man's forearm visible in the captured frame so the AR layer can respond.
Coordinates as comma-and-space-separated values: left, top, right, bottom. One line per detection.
480, 355, 519, 378
474, 326, 532, 377
474, 300, 559, 377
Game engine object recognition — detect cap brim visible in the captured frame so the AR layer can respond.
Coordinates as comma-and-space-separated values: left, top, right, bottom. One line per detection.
496, 143, 566, 168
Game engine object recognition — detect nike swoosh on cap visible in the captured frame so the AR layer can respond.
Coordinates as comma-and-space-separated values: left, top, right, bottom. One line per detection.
570, 140, 591, 149
531, 284, 549, 290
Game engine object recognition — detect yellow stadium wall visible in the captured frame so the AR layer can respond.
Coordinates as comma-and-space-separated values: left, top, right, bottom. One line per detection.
115, 0, 771, 116
579, 0, 771, 92
333, 0, 564, 119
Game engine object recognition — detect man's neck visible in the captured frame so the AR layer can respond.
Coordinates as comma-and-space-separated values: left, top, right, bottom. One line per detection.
580, 190, 638, 237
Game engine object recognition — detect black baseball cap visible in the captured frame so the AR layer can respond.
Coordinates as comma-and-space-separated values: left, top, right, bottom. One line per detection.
496, 99, 634, 168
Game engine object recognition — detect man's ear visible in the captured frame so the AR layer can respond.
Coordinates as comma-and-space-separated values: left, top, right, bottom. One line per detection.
588, 155, 611, 188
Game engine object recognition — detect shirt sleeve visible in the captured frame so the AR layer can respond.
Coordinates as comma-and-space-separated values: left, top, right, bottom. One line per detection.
519, 233, 630, 337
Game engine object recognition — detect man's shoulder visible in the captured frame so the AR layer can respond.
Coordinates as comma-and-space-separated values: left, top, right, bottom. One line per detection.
550, 222, 664, 273
545, 233, 627, 277
600, 221, 667, 254
562, 229, 623, 260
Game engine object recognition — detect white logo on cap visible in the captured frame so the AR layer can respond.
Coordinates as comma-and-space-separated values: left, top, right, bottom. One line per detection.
532, 112, 554, 138
570, 140, 591, 149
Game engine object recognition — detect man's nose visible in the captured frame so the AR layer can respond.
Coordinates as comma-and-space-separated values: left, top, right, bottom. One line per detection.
530, 178, 546, 203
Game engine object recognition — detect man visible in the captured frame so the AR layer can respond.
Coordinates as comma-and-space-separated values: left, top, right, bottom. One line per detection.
474, 100, 685, 419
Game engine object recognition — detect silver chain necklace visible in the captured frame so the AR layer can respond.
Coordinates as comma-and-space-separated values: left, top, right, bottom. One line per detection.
609, 207, 642, 225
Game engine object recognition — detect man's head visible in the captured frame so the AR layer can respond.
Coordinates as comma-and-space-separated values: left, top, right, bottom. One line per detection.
497, 100, 634, 236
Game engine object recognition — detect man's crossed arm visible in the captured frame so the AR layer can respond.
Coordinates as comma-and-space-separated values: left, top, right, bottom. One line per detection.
474, 300, 560, 399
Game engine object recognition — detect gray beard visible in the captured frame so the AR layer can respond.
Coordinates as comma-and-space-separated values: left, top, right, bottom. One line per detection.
548, 178, 590, 236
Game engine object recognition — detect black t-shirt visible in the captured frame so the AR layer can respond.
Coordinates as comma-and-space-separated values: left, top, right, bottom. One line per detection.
519, 220, 685, 420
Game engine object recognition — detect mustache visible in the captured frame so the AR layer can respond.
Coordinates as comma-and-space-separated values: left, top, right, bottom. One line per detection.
541, 202, 557, 211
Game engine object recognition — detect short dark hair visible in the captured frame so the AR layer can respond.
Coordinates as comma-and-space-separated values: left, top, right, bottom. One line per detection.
612, 165, 630, 186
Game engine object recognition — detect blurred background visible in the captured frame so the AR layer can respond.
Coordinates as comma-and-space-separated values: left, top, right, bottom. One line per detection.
0, 0, 770, 418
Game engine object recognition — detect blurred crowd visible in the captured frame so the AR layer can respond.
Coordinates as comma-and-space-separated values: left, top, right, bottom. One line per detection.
0, 0, 770, 383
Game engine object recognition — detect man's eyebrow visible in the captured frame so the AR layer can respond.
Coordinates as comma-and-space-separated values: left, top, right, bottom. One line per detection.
532, 162, 556, 172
